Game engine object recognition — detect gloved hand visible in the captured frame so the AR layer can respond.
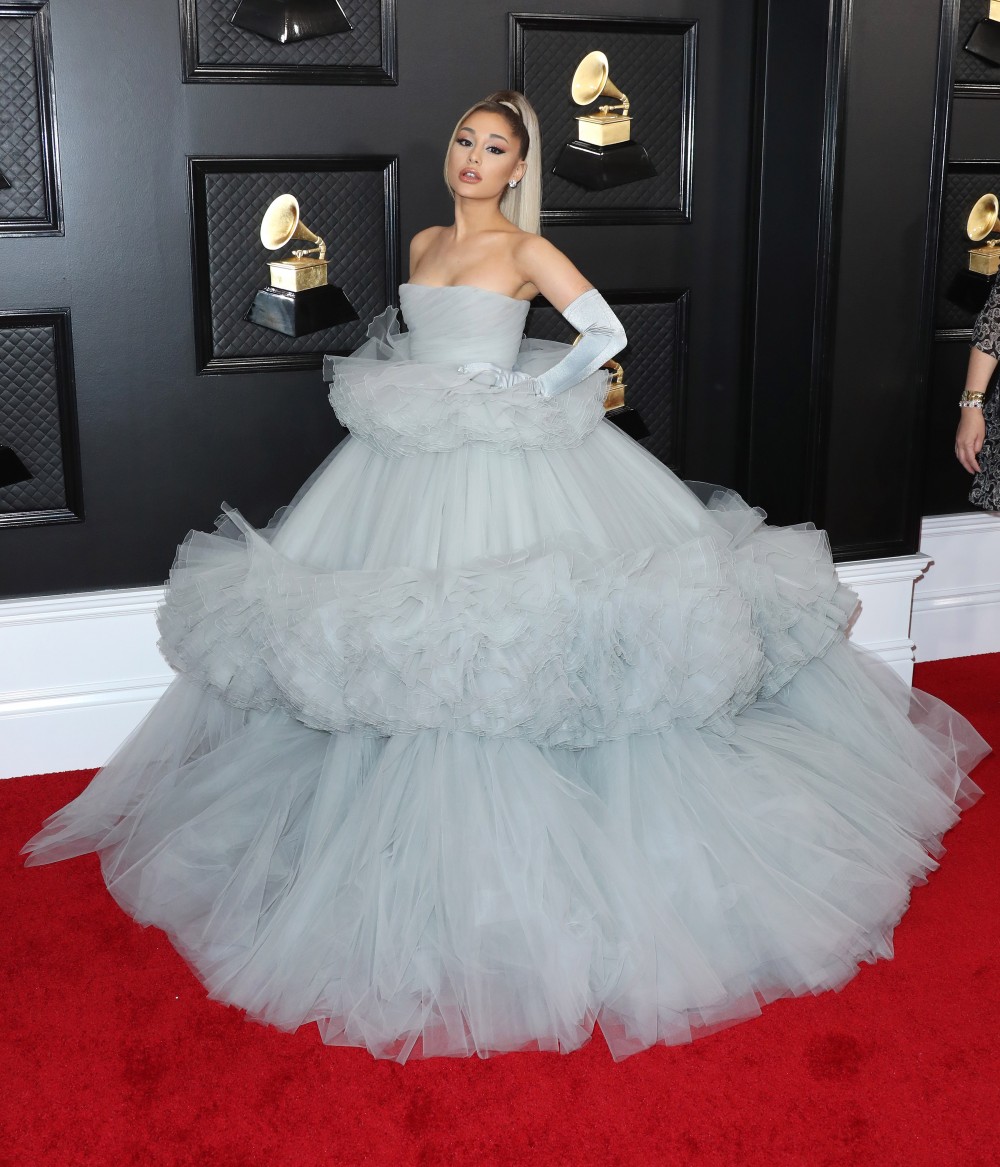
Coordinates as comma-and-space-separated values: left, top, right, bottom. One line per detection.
460, 287, 626, 400
459, 363, 539, 394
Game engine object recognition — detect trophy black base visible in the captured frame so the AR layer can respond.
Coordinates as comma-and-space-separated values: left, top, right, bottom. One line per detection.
231, 0, 352, 44
244, 284, 359, 338
551, 139, 657, 191
965, 18, 1000, 66
0, 444, 32, 488
946, 268, 996, 314
604, 406, 649, 440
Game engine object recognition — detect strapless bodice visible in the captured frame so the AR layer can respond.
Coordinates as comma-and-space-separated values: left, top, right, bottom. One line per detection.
322, 283, 611, 456
399, 282, 530, 367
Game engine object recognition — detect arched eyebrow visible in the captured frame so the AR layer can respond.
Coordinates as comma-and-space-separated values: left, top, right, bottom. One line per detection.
458, 125, 510, 143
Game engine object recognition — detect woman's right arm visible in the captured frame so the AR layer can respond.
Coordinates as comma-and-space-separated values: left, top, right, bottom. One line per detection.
408, 227, 441, 281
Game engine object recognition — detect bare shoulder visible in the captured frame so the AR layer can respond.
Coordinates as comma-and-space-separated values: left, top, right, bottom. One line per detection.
512, 231, 562, 269
513, 233, 593, 310
409, 225, 446, 266
411, 224, 446, 246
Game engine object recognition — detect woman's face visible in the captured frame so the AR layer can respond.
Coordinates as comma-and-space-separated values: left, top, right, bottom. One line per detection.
447, 109, 526, 204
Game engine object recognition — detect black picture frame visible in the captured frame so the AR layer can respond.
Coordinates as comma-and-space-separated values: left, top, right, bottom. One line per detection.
0, 309, 82, 528
179, 0, 397, 84
0, 1, 63, 237
508, 13, 697, 226
188, 154, 400, 375
954, 0, 1000, 96
525, 288, 690, 472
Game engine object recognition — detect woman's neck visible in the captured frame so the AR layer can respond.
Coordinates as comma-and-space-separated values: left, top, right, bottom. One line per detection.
451, 196, 515, 239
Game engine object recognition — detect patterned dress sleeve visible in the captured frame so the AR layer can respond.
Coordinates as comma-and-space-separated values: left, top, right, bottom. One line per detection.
972, 276, 1000, 358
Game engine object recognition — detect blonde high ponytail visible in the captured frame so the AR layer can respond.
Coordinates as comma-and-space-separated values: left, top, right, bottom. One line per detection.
442, 89, 542, 235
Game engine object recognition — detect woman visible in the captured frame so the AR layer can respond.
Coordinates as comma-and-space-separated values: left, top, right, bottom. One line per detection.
956, 277, 1000, 508
24, 90, 988, 1062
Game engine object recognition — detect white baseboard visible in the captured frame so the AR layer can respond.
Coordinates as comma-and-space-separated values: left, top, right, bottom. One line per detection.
0, 587, 173, 780
834, 554, 931, 685
0, 546, 942, 780
913, 513, 1000, 661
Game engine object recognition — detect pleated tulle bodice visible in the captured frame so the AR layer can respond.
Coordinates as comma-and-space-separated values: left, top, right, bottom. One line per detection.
399, 282, 530, 366
321, 284, 610, 458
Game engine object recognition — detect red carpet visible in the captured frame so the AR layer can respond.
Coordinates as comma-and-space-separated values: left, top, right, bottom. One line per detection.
4, 655, 999, 1167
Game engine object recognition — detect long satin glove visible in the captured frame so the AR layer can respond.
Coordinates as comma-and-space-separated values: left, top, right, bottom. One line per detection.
459, 288, 627, 399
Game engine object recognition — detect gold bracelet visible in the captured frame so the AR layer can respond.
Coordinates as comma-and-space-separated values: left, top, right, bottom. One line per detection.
959, 388, 986, 408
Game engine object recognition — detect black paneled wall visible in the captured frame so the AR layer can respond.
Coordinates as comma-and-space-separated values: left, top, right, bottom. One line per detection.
0, 0, 962, 597
745, 0, 849, 532
822, 0, 954, 557
0, 0, 757, 597
924, 0, 1000, 517
748, 0, 956, 559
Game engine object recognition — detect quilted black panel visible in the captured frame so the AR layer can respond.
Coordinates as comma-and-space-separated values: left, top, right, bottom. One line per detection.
935, 164, 1000, 333
181, 0, 395, 82
510, 16, 694, 224
524, 292, 688, 470
0, 3, 61, 234
955, 0, 1000, 89
0, 312, 81, 524
191, 157, 399, 372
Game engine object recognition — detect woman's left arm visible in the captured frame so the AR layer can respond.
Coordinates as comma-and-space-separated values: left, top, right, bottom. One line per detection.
955, 279, 1000, 474
956, 346, 997, 473
461, 236, 626, 398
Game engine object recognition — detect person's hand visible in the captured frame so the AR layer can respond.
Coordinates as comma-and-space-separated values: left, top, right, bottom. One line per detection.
955, 408, 986, 474
458, 362, 540, 395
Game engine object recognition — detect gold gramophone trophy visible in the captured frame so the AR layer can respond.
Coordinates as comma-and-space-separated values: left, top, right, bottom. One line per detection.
964, 1, 1000, 65
601, 358, 649, 438
946, 192, 1000, 312
571, 329, 649, 438
551, 51, 657, 191
967, 193, 1000, 276
231, 0, 352, 44
244, 193, 357, 337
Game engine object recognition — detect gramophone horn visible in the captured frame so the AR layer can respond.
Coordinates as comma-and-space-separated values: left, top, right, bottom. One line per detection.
968, 193, 1000, 242
0, 443, 32, 487
570, 50, 629, 112
260, 193, 326, 260
231, 0, 352, 45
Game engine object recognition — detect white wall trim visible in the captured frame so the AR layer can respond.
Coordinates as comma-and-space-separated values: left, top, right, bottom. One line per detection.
833, 553, 930, 685
853, 636, 925, 667
835, 553, 931, 587
0, 675, 172, 717
912, 511, 1000, 662
919, 512, 1000, 538
913, 581, 1000, 613
0, 585, 166, 627
0, 585, 173, 780
1, 546, 935, 779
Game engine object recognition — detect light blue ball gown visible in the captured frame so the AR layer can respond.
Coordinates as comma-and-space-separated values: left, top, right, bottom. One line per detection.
23, 283, 989, 1061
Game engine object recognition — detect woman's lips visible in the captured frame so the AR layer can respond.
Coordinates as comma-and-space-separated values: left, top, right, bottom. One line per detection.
459, 170, 481, 183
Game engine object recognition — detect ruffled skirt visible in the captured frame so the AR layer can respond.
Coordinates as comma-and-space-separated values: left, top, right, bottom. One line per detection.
23, 419, 988, 1061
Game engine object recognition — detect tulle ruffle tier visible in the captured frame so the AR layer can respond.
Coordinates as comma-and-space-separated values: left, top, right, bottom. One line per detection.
156, 493, 858, 748
22, 647, 985, 1062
